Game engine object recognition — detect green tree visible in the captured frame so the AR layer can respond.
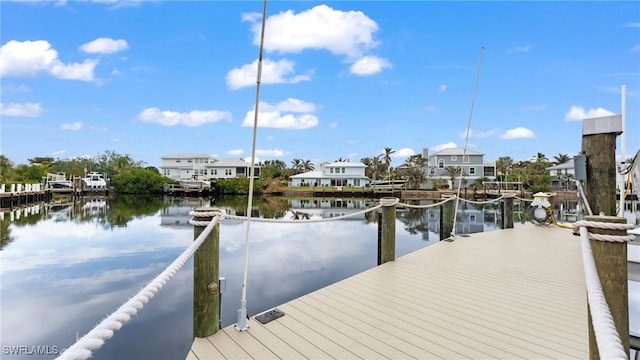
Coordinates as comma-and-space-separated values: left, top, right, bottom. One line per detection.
534, 152, 549, 163
302, 160, 315, 172
442, 165, 466, 189
403, 154, 427, 189
14, 164, 47, 183
382, 147, 395, 180
0, 155, 15, 183
110, 168, 170, 194
553, 153, 571, 164
495, 156, 513, 181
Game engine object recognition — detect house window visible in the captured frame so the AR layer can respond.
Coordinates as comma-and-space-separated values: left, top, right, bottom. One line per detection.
438, 159, 445, 169
187, 160, 192, 163
330, 168, 334, 173
225, 169, 232, 176
429, 167, 436, 175
214, 169, 217, 175
469, 214, 476, 222
341, 168, 345, 173
463, 156, 469, 163
176, 160, 181, 163
451, 155, 457, 161
469, 167, 476, 175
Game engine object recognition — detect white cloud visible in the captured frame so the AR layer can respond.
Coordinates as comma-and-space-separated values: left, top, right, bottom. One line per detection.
624, 22, 640, 28
458, 128, 498, 139
349, 55, 391, 76
226, 58, 311, 90
500, 127, 535, 139
439, 85, 447, 93
508, 45, 533, 53
137, 107, 232, 127
246, 5, 379, 59
0, 102, 42, 117
564, 105, 615, 121
0, 40, 97, 81
79, 38, 129, 54
631, 44, 640, 53
61, 122, 82, 131
329, 122, 338, 129
431, 142, 457, 152
243, 98, 319, 130
256, 149, 286, 157
393, 148, 416, 157
227, 149, 244, 156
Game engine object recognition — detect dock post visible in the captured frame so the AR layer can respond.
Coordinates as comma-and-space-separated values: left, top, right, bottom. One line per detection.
581, 115, 621, 216
503, 194, 514, 229
380, 197, 397, 264
440, 199, 454, 240
193, 208, 221, 338
584, 215, 629, 359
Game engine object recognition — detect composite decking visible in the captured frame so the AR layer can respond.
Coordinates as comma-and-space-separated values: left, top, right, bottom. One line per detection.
188, 225, 588, 359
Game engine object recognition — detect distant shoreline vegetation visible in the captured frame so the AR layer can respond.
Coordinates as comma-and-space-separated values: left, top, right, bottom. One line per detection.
0, 149, 566, 195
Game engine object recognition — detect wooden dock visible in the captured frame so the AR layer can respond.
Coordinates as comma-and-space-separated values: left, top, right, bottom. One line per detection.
188, 225, 588, 359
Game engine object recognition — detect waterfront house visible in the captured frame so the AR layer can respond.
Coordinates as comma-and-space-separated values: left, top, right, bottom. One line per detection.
160, 153, 259, 181
289, 161, 369, 187
546, 159, 577, 190
424, 148, 496, 189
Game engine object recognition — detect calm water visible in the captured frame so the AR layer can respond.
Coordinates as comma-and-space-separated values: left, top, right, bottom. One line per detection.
0, 195, 637, 359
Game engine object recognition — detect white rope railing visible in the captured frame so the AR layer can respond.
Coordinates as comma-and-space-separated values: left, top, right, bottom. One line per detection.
56, 215, 222, 360
575, 220, 635, 360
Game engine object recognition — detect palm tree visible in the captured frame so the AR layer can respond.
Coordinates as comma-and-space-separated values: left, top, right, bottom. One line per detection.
534, 152, 549, 163
442, 165, 465, 189
495, 156, 513, 181
382, 147, 395, 180
290, 158, 303, 173
302, 160, 314, 172
553, 153, 571, 164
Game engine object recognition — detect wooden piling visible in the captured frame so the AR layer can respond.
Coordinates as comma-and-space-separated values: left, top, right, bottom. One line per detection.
585, 215, 629, 359
581, 115, 621, 216
380, 198, 396, 264
503, 194, 514, 229
193, 208, 221, 338
440, 199, 454, 240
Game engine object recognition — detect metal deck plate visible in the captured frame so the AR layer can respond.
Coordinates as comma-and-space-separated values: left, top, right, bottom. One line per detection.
255, 308, 285, 324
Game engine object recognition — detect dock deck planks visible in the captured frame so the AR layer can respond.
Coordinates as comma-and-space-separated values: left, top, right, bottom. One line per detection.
188, 225, 588, 359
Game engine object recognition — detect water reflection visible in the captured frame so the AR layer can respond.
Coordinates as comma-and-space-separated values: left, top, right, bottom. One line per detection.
1, 195, 637, 359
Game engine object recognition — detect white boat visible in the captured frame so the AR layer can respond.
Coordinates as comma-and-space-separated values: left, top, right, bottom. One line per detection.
45, 172, 73, 189
179, 178, 211, 190
369, 179, 407, 190
82, 172, 108, 190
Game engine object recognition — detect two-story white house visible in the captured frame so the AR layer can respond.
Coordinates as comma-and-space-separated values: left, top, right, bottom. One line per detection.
424, 148, 496, 189
160, 154, 259, 181
289, 162, 369, 187
546, 159, 576, 190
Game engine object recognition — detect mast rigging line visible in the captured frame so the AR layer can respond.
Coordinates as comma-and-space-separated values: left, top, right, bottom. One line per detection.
451, 47, 484, 239
236, 0, 268, 332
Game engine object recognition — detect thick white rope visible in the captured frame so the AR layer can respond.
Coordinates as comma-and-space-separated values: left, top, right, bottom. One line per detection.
574, 220, 636, 242
56, 215, 222, 360
514, 195, 534, 202
577, 220, 634, 360
194, 202, 385, 224
458, 195, 505, 205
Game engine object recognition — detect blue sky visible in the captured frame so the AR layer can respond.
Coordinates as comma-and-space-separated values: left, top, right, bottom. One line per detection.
1, 1, 639, 168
